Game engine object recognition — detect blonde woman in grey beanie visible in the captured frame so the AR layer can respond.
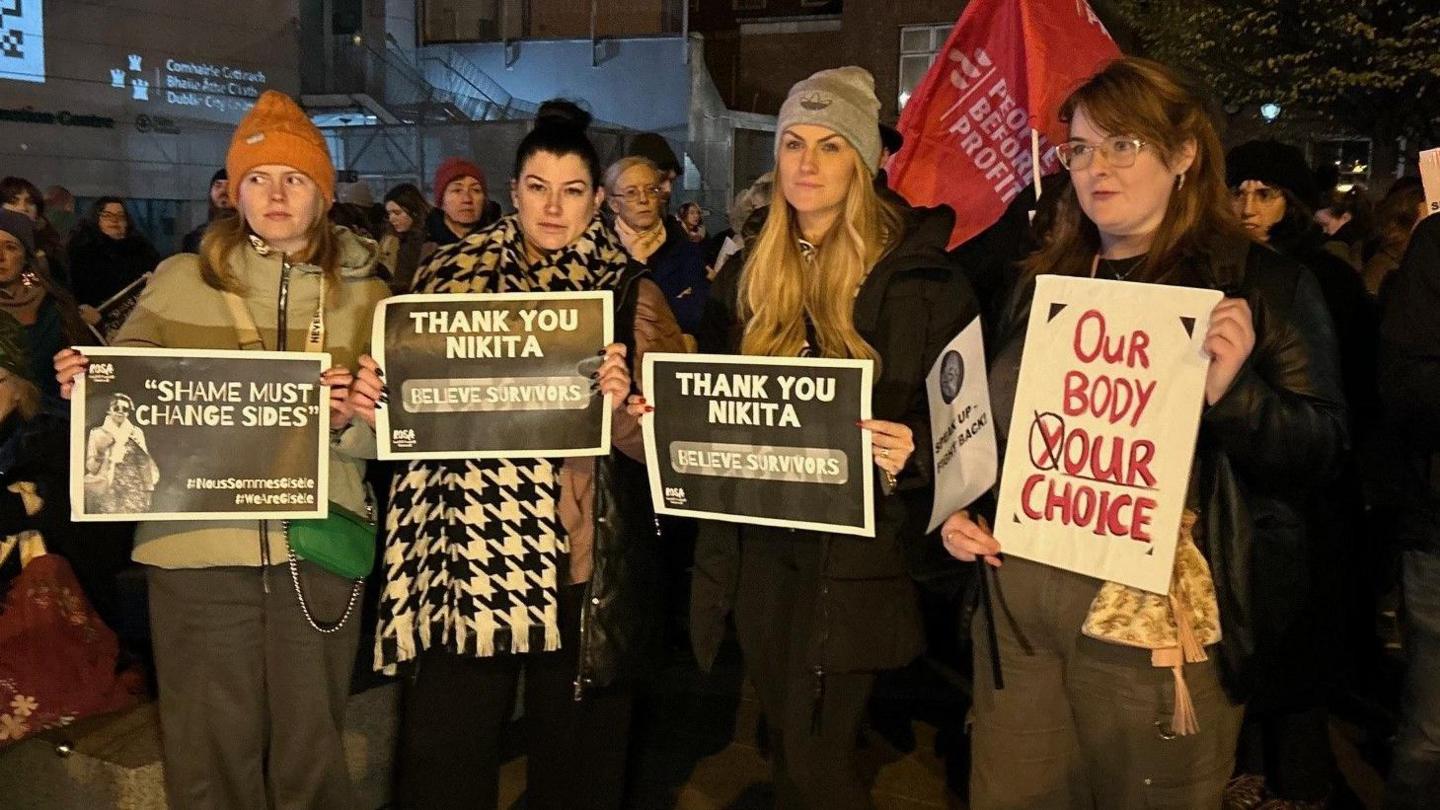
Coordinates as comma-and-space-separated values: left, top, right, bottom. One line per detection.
670, 66, 979, 807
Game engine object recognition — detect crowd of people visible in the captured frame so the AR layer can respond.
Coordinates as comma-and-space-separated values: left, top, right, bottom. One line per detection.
0, 53, 1438, 810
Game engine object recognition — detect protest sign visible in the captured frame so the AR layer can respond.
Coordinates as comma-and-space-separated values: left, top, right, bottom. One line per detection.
1421, 147, 1440, 218
642, 353, 874, 537
70, 347, 329, 522
374, 292, 614, 460
993, 276, 1221, 593
86, 273, 150, 344
926, 318, 998, 532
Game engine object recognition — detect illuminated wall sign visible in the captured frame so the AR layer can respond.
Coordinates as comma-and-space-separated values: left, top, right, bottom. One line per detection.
110, 52, 269, 114
0, 0, 46, 83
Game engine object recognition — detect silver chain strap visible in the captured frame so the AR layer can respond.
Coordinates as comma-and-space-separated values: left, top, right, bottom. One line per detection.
282, 521, 363, 635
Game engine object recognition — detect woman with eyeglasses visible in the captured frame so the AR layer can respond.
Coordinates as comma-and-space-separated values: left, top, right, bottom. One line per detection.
67, 197, 160, 320
939, 58, 1345, 809
605, 156, 709, 336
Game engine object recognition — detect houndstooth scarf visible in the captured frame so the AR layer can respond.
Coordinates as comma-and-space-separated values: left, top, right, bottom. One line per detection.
374, 214, 629, 673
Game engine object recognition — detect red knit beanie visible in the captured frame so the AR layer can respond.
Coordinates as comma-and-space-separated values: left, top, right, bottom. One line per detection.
433, 157, 487, 206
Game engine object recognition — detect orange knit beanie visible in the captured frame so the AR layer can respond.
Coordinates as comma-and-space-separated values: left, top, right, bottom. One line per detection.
226, 91, 335, 206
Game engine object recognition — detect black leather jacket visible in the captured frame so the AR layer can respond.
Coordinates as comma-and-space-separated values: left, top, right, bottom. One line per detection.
574, 266, 664, 694
989, 235, 1347, 700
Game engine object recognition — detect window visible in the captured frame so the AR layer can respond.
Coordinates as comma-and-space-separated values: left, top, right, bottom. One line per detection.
897, 23, 952, 111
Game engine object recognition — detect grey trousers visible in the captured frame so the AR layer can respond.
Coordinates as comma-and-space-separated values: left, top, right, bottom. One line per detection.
970, 556, 1244, 810
148, 563, 362, 810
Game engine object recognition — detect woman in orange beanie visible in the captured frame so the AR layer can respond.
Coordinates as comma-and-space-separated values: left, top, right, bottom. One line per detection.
54, 90, 390, 810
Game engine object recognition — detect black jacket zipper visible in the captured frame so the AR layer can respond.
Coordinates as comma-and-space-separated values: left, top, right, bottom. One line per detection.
258, 255, 293, 592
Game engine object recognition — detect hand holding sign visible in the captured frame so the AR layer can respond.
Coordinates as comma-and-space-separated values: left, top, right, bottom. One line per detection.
1203, 298, 1256, 405
594, 343, 631, 406
321, 366, 356, 430
349, 354, 385, 428
54, 347, 89, 400
941, 510, 1001, 568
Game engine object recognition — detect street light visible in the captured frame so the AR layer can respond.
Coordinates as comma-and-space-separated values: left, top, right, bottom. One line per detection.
1259, 103, 1282, 123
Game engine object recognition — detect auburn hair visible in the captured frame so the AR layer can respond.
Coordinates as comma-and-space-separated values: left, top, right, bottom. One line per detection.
198, 193, 339, 291
1020, 57, 1249, 286
739, 148, 902, 362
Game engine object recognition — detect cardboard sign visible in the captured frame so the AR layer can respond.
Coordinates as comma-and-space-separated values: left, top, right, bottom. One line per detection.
926, 317, 998, 532
642, 353, 875, 537
374, 292, 614, 460
994, 276, 1221, 593
71, 347, 329, 521
1420, 147, 1440, 218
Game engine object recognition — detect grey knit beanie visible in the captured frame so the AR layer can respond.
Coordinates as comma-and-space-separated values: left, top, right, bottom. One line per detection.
776, 67, 882, 175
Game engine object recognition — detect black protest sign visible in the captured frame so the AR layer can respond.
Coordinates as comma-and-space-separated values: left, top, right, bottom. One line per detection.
70, 347, 329, 521
91, 273, 150, 343
641, 353, 875, 537
374, 292, 614, 459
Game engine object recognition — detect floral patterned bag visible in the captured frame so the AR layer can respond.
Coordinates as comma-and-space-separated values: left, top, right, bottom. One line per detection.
1081, 510, 1220, 736
0, 484, 141, 747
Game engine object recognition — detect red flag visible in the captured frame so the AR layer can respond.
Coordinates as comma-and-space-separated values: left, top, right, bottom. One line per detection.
889, 0, 1121, 249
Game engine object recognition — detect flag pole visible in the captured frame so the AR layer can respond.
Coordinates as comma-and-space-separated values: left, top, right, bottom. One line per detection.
1031, 129, 1043, 201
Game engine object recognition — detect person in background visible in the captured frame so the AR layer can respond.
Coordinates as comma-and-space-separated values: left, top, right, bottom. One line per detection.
677, 202, 706, 243
354, 101, 685, 810
0, 210, 87, 408
2, 176, 70, 291
680, 66, 974, 808
42, 186, 77, 245
379, 183, 434, 294
1314, 186, 1373, 271
708, 173, 773, 282
1223, 135, 1373, 810
626, 132, 682, 213
605, 157, 708, 338
1364, 177, 1427, 298
1378, 212, 1440, 810
54, 90, 388, 810
942, 58, 1345, 810
425, 157, 498, 248
67, 197, 160, 319
181, 169, 236, 254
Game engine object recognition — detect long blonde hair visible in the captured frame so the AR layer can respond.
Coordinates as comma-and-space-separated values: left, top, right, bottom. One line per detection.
198, 197, 339, 292
739, 151, 901, 361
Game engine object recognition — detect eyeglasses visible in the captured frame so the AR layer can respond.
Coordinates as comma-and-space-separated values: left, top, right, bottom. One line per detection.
616, 185, 662, 203
1230, 185, 1284, 204
108, 401, 132, 414
1056, 137, 1149, 171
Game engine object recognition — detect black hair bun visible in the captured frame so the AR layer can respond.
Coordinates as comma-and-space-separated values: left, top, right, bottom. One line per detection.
534, 99, 592, 133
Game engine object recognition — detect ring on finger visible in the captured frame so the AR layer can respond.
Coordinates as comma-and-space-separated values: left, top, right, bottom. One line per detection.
879, 447, 890, 459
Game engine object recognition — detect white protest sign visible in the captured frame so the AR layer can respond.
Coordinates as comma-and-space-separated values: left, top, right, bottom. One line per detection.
926, 317, 997, 532
994, 276, 1220, 593
1421, 147, 1440, 218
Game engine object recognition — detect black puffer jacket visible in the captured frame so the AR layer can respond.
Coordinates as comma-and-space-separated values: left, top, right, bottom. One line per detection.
989, 235, 1346, 700
689, 204, 978, 674
67, 226, 159, 308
